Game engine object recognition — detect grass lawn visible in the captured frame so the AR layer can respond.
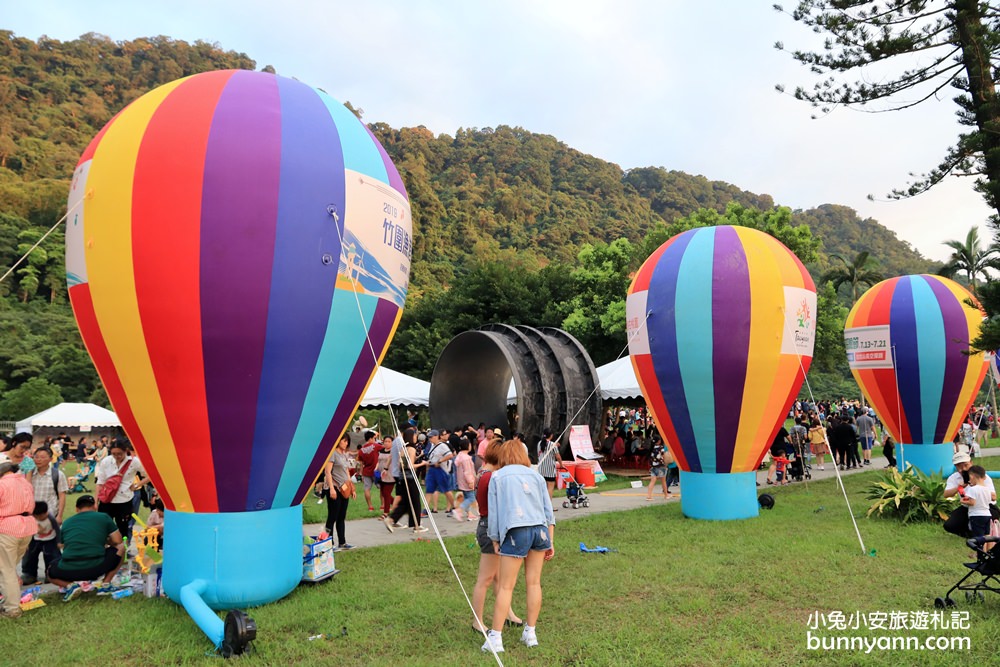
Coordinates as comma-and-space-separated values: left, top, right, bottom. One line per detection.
5, 462, 1000, 665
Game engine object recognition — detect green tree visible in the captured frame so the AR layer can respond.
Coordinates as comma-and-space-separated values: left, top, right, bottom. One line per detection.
0, 376, 63, 420
776, 1, 1000, 228
937, 225, 998, 295
561, 239, 635, 365
812, 281, 851, 373
822, 251, 885, 303
638, 203, 821, 265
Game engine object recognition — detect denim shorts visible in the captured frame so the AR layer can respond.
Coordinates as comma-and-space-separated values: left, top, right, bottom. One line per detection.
650, 466, 666, 478
499, 525, 551, 558
426, 467, 450, 494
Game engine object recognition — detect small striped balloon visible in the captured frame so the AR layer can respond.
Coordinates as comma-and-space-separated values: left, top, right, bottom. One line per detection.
66, 70, 410, 513
627, 226, 816, 474
844, 275, 986, 446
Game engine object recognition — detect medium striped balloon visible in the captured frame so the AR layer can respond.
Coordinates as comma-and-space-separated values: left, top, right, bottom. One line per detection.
844, 275, 986, 446
66, 70, 411, 513
627, 226, 816, 474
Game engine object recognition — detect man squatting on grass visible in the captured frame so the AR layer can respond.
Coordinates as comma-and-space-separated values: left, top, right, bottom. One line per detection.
47, 494, 126, 602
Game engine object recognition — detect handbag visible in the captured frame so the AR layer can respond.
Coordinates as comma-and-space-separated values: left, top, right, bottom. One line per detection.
98, 458, 131, 504
339, 479, 356, 498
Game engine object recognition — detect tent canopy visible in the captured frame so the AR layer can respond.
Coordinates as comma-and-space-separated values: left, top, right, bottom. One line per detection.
15, 402, 121, 433
596, 357, 643, 400
360, 367, 430, 408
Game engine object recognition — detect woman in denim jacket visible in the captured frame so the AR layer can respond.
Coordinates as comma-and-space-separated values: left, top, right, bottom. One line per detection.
482, 441, 555, 653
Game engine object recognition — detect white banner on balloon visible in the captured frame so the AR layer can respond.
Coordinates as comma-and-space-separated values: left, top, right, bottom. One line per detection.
625, 290, 650, 355
844, 325, 894, 369
338, 172, 412, 309
780, 286, 817, 357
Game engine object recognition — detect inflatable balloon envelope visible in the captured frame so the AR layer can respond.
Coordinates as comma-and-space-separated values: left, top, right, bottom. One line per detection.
627, 226, 816, 520
66, 70, 410, 649
844, 275, 986, 474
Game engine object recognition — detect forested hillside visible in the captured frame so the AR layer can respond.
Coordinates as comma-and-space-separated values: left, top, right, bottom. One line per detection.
0, 31, 938, 418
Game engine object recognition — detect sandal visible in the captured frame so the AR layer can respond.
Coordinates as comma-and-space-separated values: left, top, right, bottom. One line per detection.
504, 618, 524, 628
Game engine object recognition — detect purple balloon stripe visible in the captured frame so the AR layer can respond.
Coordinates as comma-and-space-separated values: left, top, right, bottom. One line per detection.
647, 230, 701, 471
292, 298, 400, 502
890, 278, 923, 442
926, 278, 973, 442
711, 227, 750, 472
200, 71, 283, 511
364, 124, 407, 198
243, 76, 346, 511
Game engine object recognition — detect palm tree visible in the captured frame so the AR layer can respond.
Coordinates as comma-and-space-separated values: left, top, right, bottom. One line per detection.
822, 251, 884, 303
938, 226, 999, 296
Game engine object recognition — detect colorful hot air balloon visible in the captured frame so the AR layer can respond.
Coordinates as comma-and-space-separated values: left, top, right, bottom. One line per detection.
66, 70, 410, 650
627, 226, 816, 520
844, 275, 986, 474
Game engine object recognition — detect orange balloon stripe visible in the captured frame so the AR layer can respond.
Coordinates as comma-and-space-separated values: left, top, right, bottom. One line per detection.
130, 72, 233, 513
631, 353, 689, 470
744, 356, 803, 471
68, 284, 175, 509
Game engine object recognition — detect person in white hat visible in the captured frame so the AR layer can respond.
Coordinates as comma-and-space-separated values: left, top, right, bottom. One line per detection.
942, 450, 996, 537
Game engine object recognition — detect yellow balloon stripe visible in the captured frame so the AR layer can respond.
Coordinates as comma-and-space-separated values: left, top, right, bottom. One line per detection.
84, 79, 193, 511
731, 228, 784, 471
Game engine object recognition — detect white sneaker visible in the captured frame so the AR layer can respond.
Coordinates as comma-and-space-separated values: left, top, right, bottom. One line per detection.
520, 628, 538, 648
481, 632, 504, 653
413, 526, 429, 533
453, 509, 465, 521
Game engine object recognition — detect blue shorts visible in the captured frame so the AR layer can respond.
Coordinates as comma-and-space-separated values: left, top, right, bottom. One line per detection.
426, 467, 450, 494
650, 466, 666, 478
861, 436, 874, 451
499, 525, 551, 558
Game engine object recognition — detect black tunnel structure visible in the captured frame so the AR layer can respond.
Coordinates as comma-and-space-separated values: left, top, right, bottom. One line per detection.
429, 325, 602, 451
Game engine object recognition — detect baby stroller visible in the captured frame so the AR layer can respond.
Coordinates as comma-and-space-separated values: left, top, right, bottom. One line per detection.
559, 463, 591, 509
787, 442, 812, 482
66, 473, 90, 494
76, 459, 96, 481
935, 536, 1000, 608
563, 479, 590, 509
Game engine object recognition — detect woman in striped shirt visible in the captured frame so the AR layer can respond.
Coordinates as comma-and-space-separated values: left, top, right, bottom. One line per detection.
535, 429, 562, 510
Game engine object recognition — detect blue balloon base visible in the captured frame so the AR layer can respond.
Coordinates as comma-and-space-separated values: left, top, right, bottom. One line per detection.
163, 506, 303, 648
897, 443, 953, 476
679, 471, 758, 520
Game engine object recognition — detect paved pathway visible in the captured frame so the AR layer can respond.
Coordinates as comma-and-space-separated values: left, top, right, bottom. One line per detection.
307, 447, 1000, 549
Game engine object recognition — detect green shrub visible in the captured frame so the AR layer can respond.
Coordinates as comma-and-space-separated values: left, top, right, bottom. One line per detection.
865, 465, 958, 523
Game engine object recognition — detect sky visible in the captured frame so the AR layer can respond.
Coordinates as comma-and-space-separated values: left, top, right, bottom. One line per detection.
5, 0, 992, 262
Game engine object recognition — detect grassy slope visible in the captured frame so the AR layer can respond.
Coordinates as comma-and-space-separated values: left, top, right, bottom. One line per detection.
4, 463, 999, 665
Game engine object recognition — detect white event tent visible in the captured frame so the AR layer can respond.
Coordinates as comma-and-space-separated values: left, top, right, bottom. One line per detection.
595, 357, 643, 400
15, 402, 121, 433
359, 366, 431, 408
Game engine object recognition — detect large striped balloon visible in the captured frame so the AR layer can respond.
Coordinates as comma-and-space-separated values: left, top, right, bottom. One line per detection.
844, 275, 986, 449
627, 226, 816, 475
66, 70, 411, 514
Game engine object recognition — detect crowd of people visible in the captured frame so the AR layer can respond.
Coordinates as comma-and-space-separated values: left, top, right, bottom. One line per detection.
0, 432, 159, 617
313, 421, 559, 652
